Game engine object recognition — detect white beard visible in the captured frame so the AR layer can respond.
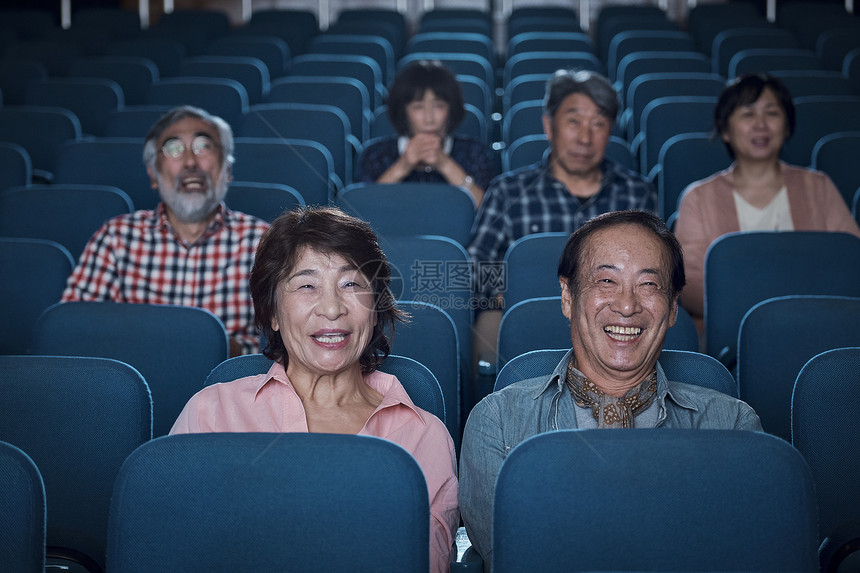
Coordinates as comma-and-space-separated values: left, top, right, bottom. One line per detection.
157, 166, 229, 223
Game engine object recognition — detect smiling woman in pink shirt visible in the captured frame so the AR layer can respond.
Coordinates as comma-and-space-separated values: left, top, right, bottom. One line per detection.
171, 206, 459, 572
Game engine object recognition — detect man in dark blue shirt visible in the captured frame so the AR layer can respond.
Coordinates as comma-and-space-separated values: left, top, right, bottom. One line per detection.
469, 69, 656, 370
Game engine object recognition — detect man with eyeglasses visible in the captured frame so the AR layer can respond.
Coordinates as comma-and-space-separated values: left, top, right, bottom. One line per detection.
61, 106, 270, 356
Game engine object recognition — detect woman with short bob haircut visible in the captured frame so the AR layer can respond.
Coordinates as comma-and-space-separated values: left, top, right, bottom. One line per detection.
675, 73, 860, 338
356, 59, 495, 206
171, 206, 459, 573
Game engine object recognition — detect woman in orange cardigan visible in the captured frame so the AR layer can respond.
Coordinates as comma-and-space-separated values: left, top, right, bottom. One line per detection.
675, 73, 860, 338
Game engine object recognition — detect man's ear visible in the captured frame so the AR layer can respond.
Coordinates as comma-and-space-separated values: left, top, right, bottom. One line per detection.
542, 113, 553, 141
146, 165, 158, 190
560, 278, 573, 320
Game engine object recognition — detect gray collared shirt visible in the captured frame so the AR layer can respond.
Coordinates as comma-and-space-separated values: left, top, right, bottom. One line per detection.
459, 349, 762, 571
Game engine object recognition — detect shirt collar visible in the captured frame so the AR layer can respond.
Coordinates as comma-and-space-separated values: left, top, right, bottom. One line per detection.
253, 361, 427, 425
535, 349, 699, 412
540, 157, 613, 185
155, 202, 228, 239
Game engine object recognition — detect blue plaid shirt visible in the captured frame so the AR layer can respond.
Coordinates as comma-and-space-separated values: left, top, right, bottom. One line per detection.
468, 157, 656, 298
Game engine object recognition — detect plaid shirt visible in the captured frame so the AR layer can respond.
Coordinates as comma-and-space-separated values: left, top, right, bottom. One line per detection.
62, 203, 269, 354
468, 158, 656, 298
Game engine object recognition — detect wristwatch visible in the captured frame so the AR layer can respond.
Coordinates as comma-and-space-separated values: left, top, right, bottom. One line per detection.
461, 175, 474, 188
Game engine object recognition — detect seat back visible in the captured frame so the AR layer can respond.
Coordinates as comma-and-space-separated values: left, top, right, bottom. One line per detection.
379, 355, 446, 425
0, 238, 74, 355
607, 30, 696, 82
102, 105, 173, 138
496, 297, 569, 373
688, 2, 765, 53
503, 72, 552, 115
493, 429, 818, 572
738, 295, 860, 442
615, 51, 711, 107
268, 75, 370, 143
399, 52, 494, 94
659, 132, 732, 222
238, 102, 354, 189
290, 54, 384, 108
729, 47, 823, 78
0, 106, 81, 179
393, 301, 459, 438
456, 74, 493, 121
0, 355, 151, 571
0, 184, 134, 259
53, 138, 153, 210
811, 131, 860, 207
0, 440, 45, 573
501, 232, 569, 308
335, 182, 476, 247
407, 32, 495, 67
0, 141, 32, 191
69, 56, 159, 106
24, 78, 123, 137
506, 31, 594, 59
503, 51, 602, 87
335, 8, 407, 55
418, 8, 492, 36
597, 7, 674, 61
712, 28, 800, 76
637, 95, 717, 179
6, 39, 83, 76
508, 8, 581, 39
224, 181, 304, 223
105, 37, 187, 77
203, 35, 291, 80
232, 137, 333, 206
704, 232, 860, 367
179, 55, 270, 104
383, 235, 473, 417
771, 70, 860, 98
244, 9, 319, 57
494, 348, 733, 396
30, 301, 227, 437
309, 34, 395, 85
792, 347, 860, 543
623, 72, 725, 140
782, 96, 860, 167
147, 77, 249, 126
107, 433, 429, 572
502, 99, 542, 145
0, 60, 48, 105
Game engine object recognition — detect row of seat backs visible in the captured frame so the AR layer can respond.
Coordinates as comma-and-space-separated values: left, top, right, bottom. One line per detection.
2, 100, 855, 232
0, 425, 832, 572
492, 344, 860, 572
3, 343, 858, 572
0, 359, 431, 571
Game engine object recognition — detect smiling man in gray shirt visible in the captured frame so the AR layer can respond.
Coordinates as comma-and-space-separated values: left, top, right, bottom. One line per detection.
459, 210, 762, 571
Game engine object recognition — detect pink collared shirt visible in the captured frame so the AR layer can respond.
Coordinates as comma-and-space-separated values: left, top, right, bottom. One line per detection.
171, 362, 459, 573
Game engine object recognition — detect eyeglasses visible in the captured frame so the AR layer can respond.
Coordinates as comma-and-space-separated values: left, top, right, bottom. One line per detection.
161, 135, 218, 160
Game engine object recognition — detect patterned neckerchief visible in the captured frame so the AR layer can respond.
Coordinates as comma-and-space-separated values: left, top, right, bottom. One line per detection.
565, 357, 658, 428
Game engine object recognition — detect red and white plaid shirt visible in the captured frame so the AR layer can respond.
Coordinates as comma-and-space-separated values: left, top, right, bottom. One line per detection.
62, 203, 269, 354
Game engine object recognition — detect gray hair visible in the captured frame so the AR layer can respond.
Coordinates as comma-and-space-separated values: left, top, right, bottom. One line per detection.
142, 105, 235, 170
543, 69, 619, 124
